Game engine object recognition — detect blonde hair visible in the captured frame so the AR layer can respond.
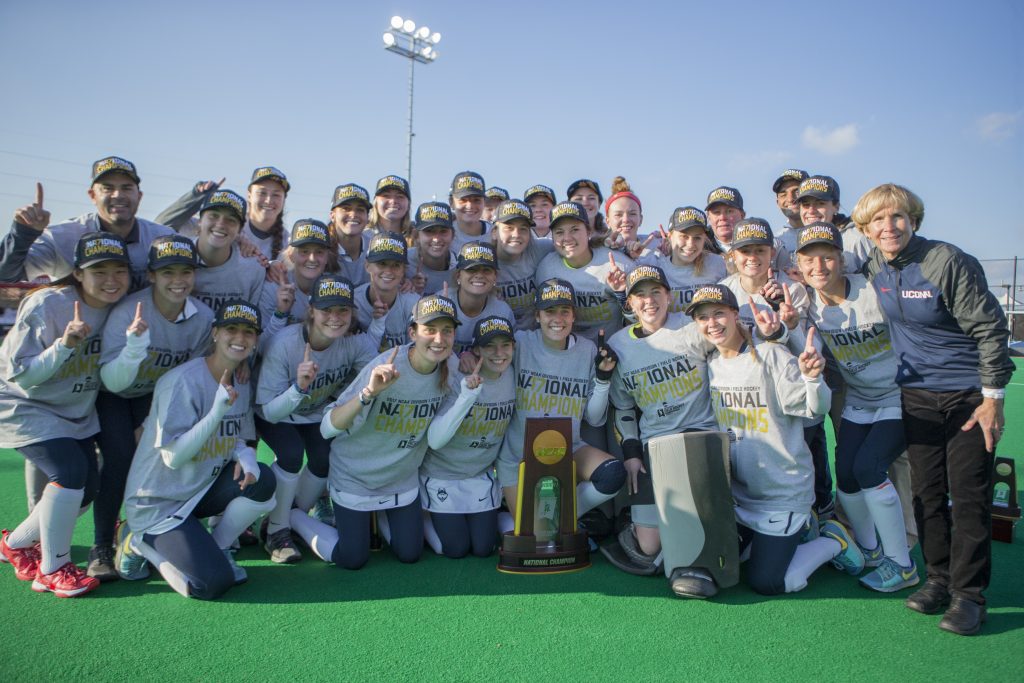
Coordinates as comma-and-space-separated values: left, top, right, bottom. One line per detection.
610, 176, 630, 194
738, 323, 760, 363
851, 183, 924, 234
368, 208, 413, 245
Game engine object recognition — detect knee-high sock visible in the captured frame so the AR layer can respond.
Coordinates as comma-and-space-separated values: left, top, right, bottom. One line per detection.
576, 481, 614, 517
376, 510, 391, 544
134, 538, 190, 598
836, 489, 877, 550
289, 508, 338, 562
211, 495, 276, 550
36, 485, 85, 574
784, 537, 841, 593
864, 480, 912, 567
266, 465, 300, 535
422, 512, 443, 555
294, 468, 327, 512
497, 510, 515, 535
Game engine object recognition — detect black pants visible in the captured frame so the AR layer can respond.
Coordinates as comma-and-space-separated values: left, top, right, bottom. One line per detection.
901, 387, 993, 604
20, 437, 98, 506
431, 510, 498, 559
254, 416, 330, 477
331, 495, 423, 570
803, 422, 833, 513
737, 523, 803, 596
94, 391, 153, 546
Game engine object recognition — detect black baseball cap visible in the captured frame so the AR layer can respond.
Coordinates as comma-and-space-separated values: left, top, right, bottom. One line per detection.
376, 175, 411, 198
731, 218, 774, 249
549, 201, 589, 230
796, 222, 843, 252
685, 284, 740, 316
567, 179, 603, 203
214, 299, 262, 333
415, 202, 455, 231
772, 169, 809, 194
200, 189, 247, 224
331, 183, 371, 210
366, 231, 409, 264
309, 274, 355, 309
485, 187, 509, 202
148, 235, 200, 270
290, 219, 332, 248
450, 171, 486, 199
524, 184, 556, 204
797, 175, 840, 204
668, 206, 708, 232
625, 265, 670, 296
75, 231, 131, 269
536, 278, 576, 310
493, 199, 535, 227
91, 156, 140, 185
249, 166, 290, 192
411, 294, 461, 326
473, 315, 515, 347
456, 241, 498, 271
705, 186, 744, 211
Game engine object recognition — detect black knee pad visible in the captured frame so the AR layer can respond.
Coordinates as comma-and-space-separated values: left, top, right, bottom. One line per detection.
748, 570, 786, 596
242, 463, 277, 503
590, 459, 626, 495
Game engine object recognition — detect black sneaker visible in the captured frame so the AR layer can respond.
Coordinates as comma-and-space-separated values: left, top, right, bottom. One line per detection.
577, 509, 614, 542
86, 544, 119, 583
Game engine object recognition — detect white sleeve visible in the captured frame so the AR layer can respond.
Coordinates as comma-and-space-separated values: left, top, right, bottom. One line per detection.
585, 379, 610, 427
13, 339, 75, 389
427, 379, 482, 450
802, 375, 831, 417
100, 329, 151, 393
158, 384, 232, 469
232, 443, 260, 480
260, 384, 306, 423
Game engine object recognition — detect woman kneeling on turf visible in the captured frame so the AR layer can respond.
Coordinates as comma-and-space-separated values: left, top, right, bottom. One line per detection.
117, 300, 276, 600
293, 294, 459, 569
690, 284, 864, 595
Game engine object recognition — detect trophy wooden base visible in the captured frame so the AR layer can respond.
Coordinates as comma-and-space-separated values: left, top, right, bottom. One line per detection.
497, 532, 591, 574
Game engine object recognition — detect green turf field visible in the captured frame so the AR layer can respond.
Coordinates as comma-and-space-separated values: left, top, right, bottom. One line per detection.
2, 363, 1022, 681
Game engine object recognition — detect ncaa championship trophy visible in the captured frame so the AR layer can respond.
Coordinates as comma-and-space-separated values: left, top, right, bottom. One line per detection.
498, 418, 590, 573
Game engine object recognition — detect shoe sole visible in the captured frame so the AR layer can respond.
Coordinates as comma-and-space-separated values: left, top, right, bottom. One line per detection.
938, 612, 987, 636
87, 565, 121, 583
268, 550, 302, 564
905, 597, 951, 615
859, 575, 921, 593
31, 580, 98, 598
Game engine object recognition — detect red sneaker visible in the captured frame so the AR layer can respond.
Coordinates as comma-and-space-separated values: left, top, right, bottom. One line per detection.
1, 529, 41, 581
31, 562, 99, 597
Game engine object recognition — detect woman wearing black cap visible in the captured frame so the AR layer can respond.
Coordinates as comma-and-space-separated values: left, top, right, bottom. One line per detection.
567, 178, 609, 245
367, 175, 413, 243
0, 232, 131, 597
449, 171, 490, 253
328, 183, 374, 287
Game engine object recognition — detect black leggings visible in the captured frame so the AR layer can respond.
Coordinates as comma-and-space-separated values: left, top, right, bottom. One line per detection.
834, 418, 905, 493
254, 416, 330, 476
331, 495, 423, 570
431, 510, 498, 558
738, 523, 803, 596
94, 391, 153, 546
20, 437, 98, 506
143, 463, 275, 601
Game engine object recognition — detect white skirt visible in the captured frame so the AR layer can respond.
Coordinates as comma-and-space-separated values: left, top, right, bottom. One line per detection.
420, 470, 500, 514
330, 483, 419, 512
734, 505, 810, 538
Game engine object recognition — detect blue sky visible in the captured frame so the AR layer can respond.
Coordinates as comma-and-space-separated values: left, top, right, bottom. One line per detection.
1, 0, 1021, 288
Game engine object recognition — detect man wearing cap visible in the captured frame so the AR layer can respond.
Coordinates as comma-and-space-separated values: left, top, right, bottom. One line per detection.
797, 175, 872, 274
449, 171, 490, 253
329, 183, 373, 287
771, 169, 810, 280
2, 156, 174, 292
483, 187, 509, 223
704, 186, 789, 273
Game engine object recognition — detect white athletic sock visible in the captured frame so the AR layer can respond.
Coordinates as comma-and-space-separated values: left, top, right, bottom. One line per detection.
7, 504, 42, 548
266, 465, 300, 535
376, 510, 392, 544
864, 480, 912, 567
784, 536, 841, 593
37, 485, 85, 574
576, 481, 614, 517
836, 489, 877, 550
422, 512, 443, 555
289, 508, 337, 562
135, 538, 191, 598
497, 510, 515, 535
293, 468, 327, 511
211, 495, 276, 550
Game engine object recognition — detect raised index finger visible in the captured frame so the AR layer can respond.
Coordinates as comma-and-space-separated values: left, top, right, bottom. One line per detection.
73, 300, 81, 323
134, 301, 143, 321
304, 342, 312, 363
598, 328, 605, 350
642, 233, 657, 248
474, 355, 484, 374
782, 282, 792, 305
805, 326, 817, 352
220, 369, 232, 386
387, 345, 400, 364
608, 252, 617, 268
35, 182, 44, 208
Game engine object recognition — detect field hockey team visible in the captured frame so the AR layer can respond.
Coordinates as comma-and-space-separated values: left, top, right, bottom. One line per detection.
0, 158, 1011, 637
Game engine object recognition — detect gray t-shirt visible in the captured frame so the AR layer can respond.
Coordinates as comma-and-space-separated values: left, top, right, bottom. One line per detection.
805, 274, 900, 409
326, 346, 453, 496
353, 285, 419, 352
421, 369, 516, 479
497, 329, 597, 487
191, 246, 266, 314
406, 247, 456, 296
258, 270, 312, 340
535, 246, 633, 343
0, 286, 111, 447
607, 315, 717, 442
337, 233, 372, 287
125, 357, 255, 534
708, 343, 819, 514
640, 250, 729, 317
451, 221, 492, 254
242, 220, 291, 263
720, 272, 811, 356
100, 288, 214, 398
256, 324, 377, 424
453, 295, 515, 356
495, 239, 555, 330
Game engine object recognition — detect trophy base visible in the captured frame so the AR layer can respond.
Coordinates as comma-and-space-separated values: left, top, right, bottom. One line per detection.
497, 532, 591, 574
993, 513, 1019, 543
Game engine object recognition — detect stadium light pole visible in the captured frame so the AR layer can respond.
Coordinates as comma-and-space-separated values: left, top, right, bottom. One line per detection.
383, 16, 441, 185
